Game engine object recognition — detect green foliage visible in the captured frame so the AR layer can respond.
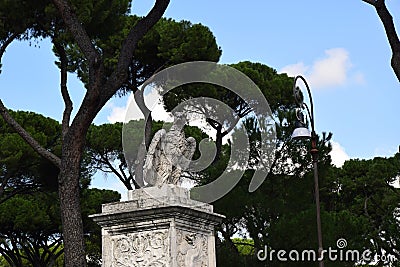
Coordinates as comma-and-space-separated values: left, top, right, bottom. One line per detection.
0, 0, 51, 39
0, 110, 61, 202
70, 0, 130, 39
0, 193, 60, 234
322, 153, 400, 265
0, 0, 130, 40
230, 61, 295, 112
0, 248, 64, 267
0, 110, 122, 265
162, 61, 368, 266
0, 0, 133, 80
61, 15, 221, 91
0, 110, 99, 201
86, 122, 125, 171
233, 238, 255, 256
0, 188, 120, 266
122, 16, 222, 92
214, 151, 400, 266
155, 19, 221, 64
0, 192, 63, 266
162, 61, 294, 115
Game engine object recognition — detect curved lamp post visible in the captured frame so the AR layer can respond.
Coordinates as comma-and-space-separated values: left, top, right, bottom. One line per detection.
291, 75, 324, 267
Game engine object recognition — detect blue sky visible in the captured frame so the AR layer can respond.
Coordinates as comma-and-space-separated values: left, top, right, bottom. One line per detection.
0, 0, 399, 194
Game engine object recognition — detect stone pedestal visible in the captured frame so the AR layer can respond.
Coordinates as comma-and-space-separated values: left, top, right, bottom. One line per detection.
90, 184, 224, 267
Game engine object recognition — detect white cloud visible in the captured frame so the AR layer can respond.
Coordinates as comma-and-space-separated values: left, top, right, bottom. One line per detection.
107, 102, 129, 123
330, 141, 350, 167
280, 62, 309, 77
280, 48, 364, 89
308, 48, 351, 88
107, 88, 173, 123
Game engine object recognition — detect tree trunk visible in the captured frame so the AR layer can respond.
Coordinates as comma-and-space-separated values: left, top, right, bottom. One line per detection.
0, 1, 170, 265
213, 123, 230, 164
58, 134, 87, 267
391, 53, 400, 82
215, 126, 223, 163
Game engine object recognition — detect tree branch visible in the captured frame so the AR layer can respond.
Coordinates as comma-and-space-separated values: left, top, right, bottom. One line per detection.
0, 185, 37, 205
133, 87, 151, 118
119, 162, 129, 181
373, 0, 400, 52
102, 0, 170, 103
362, 0, 376, 6
0, 172, 12, 198
53, 40, 73, 139
100, 155, 133, 190
0, 33, 20, 64
364, 0, 400, 81
51, 0, 99, 67
0, 100, 61, 168
0, 241, 22, 266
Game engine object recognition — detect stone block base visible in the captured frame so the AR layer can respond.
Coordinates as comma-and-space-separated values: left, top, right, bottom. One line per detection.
90, 184, 224, 267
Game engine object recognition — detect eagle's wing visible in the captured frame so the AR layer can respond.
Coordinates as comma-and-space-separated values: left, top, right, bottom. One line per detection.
182, 137, 196, 167
170, 137, 196, 185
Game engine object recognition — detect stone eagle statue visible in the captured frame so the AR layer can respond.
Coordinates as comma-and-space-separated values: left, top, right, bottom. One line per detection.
143, 112, 196, 187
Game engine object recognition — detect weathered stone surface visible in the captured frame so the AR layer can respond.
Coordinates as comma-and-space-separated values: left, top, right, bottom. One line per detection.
112, 230, 169, 267
143, 112, 196, 187
90, 184, 224, 267
176, 229, 208, 267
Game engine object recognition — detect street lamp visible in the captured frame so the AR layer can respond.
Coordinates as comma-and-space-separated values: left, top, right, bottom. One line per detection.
291, 75, 324, 267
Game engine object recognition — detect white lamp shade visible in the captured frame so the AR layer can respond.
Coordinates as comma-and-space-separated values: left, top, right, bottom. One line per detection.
291, 127, 311, 140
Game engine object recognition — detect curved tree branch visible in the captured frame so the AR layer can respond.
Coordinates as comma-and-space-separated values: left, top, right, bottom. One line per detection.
53, 40, 72, 139
0, 33, 20, 65
102, 0, 170, 103
362, 0, 376, 5
100, 154, 133, 190
363, 0, 400, 81
0, 100, 61, 168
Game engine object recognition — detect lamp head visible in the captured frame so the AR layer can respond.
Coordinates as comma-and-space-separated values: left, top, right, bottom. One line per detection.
291, 127, 311, 140
291, 108, 311, 140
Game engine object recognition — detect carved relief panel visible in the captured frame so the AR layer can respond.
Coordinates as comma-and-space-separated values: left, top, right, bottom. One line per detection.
112, 230, 169, 267
176, 229, 208, 267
